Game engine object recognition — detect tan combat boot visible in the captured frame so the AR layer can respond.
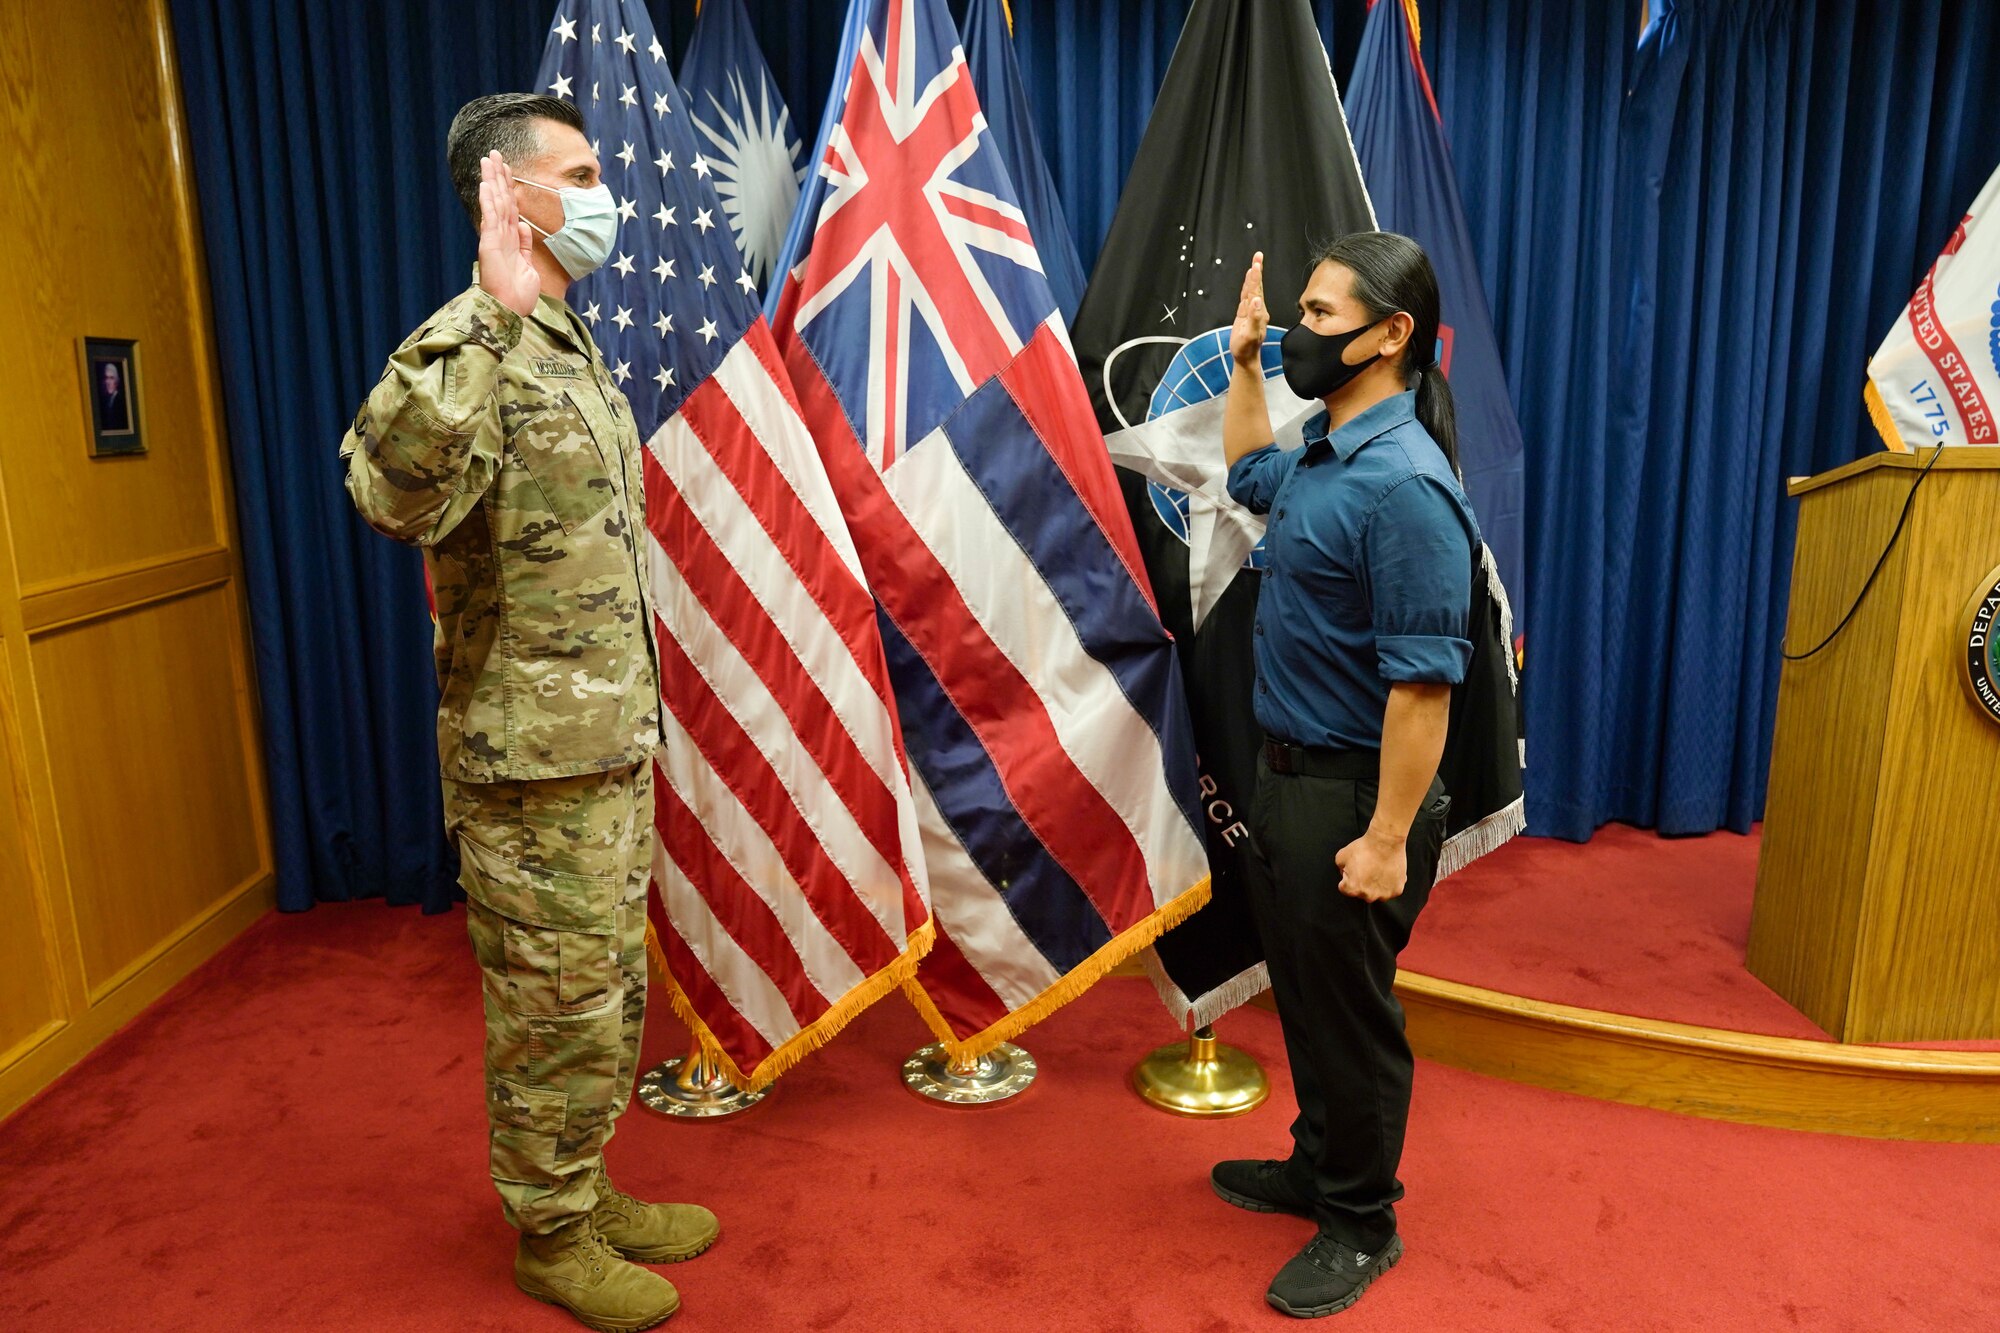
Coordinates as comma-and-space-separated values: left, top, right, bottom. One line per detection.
592, 1177, 721, 1264
515, 1217, 681, 1331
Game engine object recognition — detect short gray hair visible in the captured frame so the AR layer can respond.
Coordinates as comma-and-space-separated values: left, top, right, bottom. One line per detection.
445, 93, 585, 227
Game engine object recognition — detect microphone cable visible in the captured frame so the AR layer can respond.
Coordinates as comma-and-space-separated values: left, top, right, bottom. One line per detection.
1781, 443, 1948, 662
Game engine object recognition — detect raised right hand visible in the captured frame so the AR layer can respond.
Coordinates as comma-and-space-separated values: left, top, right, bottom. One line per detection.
477, 151, 540, 317
1230, 251, 1267, 368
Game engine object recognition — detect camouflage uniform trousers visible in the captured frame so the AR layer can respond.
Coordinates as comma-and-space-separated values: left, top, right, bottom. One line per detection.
445, 759, 655, 1236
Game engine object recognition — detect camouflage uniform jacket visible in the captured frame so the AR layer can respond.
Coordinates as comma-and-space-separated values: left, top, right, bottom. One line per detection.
342, 282, 662, 783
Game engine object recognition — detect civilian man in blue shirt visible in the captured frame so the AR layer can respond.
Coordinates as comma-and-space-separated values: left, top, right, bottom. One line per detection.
1208, 233, 1480, 1319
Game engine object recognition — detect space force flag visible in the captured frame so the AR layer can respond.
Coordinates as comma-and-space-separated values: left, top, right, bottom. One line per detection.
1078, 0, 1522, 1030
678, 0, 806, 294
1071, 0, 1373, 1027
536, 0, 933, 1090
1866, 159, 2000, 448
1346, 0, 1527, 630
768, 0, 1211, 1056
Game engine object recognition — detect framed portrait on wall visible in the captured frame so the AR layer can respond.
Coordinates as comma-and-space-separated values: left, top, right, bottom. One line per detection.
78, 337, 146, 458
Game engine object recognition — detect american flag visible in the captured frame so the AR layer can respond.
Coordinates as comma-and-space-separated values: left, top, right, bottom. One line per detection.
535, 0, 933, 1089
769, 0, 1211, 1054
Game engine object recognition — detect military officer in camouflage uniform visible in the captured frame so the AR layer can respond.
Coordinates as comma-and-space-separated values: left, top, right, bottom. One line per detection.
341, 93, 715, 1332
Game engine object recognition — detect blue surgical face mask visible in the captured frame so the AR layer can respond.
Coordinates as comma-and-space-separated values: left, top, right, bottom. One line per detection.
515, 177, 618, 280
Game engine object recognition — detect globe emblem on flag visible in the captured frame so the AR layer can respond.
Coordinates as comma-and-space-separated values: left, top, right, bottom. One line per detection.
1144, 326, 1287, 571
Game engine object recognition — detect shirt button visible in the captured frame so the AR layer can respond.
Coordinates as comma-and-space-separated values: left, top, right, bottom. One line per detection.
1277, 508, 1287, 519
1255, 623, 1264, 636
1259, 683, 1269, 693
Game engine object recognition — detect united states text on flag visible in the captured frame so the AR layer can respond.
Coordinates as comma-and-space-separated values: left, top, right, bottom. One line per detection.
536, 0, 932, 1090
768, 0, 1211, 1056
1866, 158, 2000, 449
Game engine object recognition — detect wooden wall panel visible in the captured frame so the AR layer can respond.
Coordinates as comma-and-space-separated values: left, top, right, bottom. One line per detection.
0, 652, 62, 1060
31, 587, 264, 997
0, 0, 273, 1120
0, 0, 221, 591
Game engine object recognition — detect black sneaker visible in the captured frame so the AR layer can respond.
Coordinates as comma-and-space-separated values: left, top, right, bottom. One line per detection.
1266, 1229, 1404, 1319
1209, 1158, 1314, 1218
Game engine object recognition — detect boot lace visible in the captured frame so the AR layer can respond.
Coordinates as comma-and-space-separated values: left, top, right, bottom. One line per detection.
571, 1221, 618, 1277
597, 1179, 642, 1218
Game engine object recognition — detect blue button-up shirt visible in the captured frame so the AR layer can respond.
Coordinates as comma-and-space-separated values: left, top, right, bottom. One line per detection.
1226, 392, 1479, 750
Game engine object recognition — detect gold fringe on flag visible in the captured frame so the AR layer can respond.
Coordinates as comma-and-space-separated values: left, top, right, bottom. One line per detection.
903, 874, 1214, 1062
1863, 378, 1911, 452
1401, 0, 1424, 50
644, 912, 938, 1093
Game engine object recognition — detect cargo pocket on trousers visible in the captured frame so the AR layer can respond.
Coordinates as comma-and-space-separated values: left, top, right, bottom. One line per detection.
489, 1077, 568, 1186
501, 919, 616, 1016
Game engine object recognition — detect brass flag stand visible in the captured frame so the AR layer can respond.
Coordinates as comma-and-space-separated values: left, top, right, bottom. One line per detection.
637, 1038, 768, 1119
902, 1040, 1037, 1105
1130, 1023, 1269, 1117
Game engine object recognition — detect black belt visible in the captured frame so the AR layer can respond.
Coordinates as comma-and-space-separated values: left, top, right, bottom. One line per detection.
1261, 736, 1380, 780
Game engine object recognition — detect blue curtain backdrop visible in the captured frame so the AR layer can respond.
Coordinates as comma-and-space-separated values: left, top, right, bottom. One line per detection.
169, 0, 2000, 910
169, 0, 601, 911
1428, 0, 2000, 838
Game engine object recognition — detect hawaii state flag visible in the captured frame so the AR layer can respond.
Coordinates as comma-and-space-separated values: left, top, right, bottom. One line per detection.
768, 0, 1211, 1056
537, 0, 933, 1090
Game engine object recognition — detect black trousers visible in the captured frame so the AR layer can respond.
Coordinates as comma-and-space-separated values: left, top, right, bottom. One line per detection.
1244, 746, 1449, 1251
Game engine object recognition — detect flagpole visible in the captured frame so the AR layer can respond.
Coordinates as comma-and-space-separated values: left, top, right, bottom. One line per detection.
1129, 1022, 1269, 1118
636, 1039, 769, 1119
902, 1040, 1037, 1106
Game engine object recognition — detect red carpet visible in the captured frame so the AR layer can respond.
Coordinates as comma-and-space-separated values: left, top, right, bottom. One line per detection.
1405, 824, 2000, 1049
2, 900, 1997, 1331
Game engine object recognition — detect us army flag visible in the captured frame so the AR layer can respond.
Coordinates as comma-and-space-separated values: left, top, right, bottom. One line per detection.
1866, 159, 2000, 448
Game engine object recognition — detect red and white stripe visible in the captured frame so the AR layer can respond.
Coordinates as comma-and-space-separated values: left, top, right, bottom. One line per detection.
640, 319, 930, 1083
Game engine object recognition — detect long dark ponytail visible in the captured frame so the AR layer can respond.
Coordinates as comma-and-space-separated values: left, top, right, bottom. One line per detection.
1309, 231, 1460, 478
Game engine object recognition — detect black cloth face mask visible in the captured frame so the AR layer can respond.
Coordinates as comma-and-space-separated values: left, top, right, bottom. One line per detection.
1279, 317, 1384, 400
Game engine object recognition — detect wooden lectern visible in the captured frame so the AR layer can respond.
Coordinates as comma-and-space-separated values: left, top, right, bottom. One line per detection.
1749, 448, 2000, 1043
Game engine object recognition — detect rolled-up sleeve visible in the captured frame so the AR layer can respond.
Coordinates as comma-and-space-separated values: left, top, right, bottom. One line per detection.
1359, 475, 1474, 684
1226, 443, 1292, 515
339, 289, 521, 547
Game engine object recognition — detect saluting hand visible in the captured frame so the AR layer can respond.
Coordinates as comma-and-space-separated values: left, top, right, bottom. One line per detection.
477, 151, 540, 318
1230, 251, 1267, 369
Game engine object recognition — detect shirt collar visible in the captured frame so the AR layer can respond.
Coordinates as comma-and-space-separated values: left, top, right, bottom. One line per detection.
1301, 391, 1419, 462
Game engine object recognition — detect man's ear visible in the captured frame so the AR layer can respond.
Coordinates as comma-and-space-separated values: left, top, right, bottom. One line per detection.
1382, 311, 1416, 361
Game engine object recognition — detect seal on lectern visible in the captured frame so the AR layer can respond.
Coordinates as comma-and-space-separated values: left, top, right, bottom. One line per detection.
1959, 564, 2000, 727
